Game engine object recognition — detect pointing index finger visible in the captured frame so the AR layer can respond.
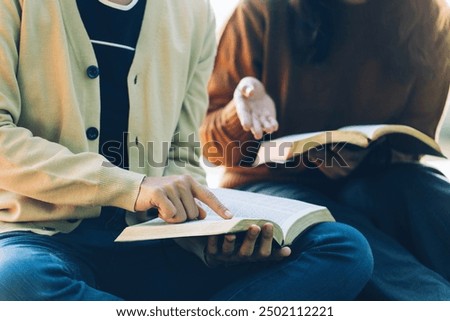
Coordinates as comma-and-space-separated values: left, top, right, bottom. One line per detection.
192, 183, 234, 220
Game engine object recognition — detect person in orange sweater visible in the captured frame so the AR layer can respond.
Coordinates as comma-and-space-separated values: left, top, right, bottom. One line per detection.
201, 0, 450, 300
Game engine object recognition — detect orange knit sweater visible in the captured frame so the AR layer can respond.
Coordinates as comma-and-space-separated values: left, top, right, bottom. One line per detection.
201, 0, 450, 188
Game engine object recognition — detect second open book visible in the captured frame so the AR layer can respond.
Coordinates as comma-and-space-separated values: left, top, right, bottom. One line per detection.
115, 188, 334, 246
253, 124, 445, 166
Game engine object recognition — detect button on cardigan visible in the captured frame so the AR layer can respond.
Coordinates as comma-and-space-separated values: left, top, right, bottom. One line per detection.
0, 0, 216, 234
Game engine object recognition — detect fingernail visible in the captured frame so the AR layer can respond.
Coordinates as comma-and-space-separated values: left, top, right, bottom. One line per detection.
250, 226, 260, 236
242, 85, 254, 98
283, 247, 292, 257
225, 210, 234, 218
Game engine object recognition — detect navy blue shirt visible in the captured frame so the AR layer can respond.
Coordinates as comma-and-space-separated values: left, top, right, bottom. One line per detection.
76, 0, 146, 169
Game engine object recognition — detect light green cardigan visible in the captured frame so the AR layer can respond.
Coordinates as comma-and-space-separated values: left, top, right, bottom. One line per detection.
0, 0, 215, 234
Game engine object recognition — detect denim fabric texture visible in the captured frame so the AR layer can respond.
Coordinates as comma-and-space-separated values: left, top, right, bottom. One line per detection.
0, 207, 372, 300
238, 163, 450, 300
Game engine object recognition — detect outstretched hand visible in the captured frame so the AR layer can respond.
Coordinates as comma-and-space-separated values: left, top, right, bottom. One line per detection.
205, 223, 291, 267
234, 77, 279, 140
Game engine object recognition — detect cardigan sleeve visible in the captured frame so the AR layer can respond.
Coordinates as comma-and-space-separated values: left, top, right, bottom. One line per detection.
200, 0, 267, 167
163, 0, 216, 184
0, 0, 144, 218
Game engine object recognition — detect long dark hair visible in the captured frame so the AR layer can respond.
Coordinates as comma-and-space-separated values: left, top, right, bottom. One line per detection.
289, 0, 450, 80
289, 0, 334, 64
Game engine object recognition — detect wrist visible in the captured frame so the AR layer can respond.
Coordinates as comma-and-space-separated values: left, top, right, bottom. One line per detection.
134, 176, 149, 212
222, 101, 253, 140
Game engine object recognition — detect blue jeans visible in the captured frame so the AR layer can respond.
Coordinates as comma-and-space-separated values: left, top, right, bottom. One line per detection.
0, 207, 372, 300
239, 163, 450, 300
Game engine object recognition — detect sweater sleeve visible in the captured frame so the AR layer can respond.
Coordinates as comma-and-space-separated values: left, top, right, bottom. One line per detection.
395, 73, 450, 141
0, 0, 144, 215
394, 7, 450, 142
200, 0, 267, 167
163, 0, 216, 185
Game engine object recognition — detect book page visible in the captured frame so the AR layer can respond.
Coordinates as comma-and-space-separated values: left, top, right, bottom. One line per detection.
254, 132, 325, 165
266, 131, 327, 144
338, 124, 389, 139
339, 124, 443, 156
116, 216, 244, 241
254, 124, 444, 167
255, 130, 370, 166
207, 188, 332, 235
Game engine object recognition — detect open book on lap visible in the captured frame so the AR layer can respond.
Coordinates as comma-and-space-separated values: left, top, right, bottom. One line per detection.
253, 124, 445, 166
115, 188, 334, 247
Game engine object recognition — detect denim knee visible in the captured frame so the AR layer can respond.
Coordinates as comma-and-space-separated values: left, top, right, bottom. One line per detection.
0, 241, 94, 300
0, 246, 55, 300
300, 222, 374, 285
0, 241, 101, 300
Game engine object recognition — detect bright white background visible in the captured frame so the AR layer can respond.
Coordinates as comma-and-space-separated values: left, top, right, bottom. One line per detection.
210, 0, 240, 32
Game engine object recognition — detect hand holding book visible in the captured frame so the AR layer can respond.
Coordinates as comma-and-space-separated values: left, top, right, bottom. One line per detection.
204, 223, 292, 268
308, 144, 372, 179
118, 188, 334, 266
